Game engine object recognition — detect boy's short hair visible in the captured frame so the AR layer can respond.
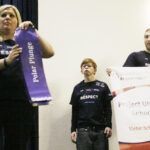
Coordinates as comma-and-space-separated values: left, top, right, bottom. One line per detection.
80, 58, 97, 72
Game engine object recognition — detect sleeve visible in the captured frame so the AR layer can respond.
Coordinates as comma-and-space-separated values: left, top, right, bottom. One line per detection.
71, 105, 78, 132
70, 87, 79, 132
123, 52, 137, 67
103, 84, 113, 128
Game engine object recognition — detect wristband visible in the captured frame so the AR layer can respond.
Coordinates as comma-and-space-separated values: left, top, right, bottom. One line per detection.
4, 58, 9, 67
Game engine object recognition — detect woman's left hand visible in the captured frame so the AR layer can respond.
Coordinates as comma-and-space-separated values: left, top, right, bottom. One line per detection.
19, 21, 34, 30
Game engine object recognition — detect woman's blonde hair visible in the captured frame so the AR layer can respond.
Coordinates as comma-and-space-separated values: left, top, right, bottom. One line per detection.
0, 4, 22, 26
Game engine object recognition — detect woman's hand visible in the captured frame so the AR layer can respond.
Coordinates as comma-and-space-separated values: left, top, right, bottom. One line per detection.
19, 21, 34, 30
19, 21, 54, 58
6, 44, 22, 65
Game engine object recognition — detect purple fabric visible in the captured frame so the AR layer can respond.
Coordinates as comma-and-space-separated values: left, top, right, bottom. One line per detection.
14, 27, 52, 105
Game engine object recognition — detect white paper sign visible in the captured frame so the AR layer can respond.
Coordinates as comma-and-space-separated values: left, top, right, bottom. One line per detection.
110, 67, 150, 143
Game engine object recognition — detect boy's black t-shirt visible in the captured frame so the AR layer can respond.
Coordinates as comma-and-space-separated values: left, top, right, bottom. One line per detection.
70, 80, 112, 132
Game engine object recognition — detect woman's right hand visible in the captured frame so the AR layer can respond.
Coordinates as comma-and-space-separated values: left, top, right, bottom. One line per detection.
6, 44, 22, 65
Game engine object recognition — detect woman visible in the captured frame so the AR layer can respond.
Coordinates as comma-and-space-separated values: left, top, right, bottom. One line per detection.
0, 4, 54, 150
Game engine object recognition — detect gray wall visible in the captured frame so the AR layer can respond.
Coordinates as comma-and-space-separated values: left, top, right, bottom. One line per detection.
38, 0, 150, 149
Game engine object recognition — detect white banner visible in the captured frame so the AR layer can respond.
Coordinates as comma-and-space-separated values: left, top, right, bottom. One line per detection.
109, 67, 150, 144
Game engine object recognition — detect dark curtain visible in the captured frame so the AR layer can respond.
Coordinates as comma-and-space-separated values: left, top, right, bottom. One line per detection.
0, 1, 39, 150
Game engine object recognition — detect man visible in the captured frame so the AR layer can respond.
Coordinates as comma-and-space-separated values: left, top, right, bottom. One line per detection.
106, 28, 150, 76
118, 28, 150, 150
123, 28, 150, 66
70, 58, 113, 150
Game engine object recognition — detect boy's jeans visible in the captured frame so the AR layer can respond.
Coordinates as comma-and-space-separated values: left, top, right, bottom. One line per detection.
77, 128, 108, 150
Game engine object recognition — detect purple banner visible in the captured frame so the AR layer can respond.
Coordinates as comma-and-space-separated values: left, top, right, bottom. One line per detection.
14, 27, 52, 105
